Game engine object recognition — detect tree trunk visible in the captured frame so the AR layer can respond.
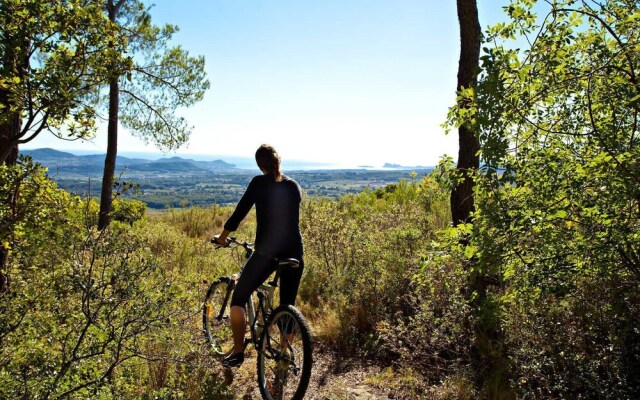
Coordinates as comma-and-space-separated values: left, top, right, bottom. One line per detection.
98, 1, 122, 231
454, 2, 515, 398
0, 118, 19, 165
0, 36, 23, 165
98, 80, 119, 230
0, 33, 24, 293
0, 108, 20, 165
0, 119, 18, 293
452, 0, 481, 226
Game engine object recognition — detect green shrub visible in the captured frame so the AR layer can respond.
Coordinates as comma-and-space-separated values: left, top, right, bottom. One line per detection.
299, 176, 451, 356
0, 161, 232, 399
112, 198, 146, 225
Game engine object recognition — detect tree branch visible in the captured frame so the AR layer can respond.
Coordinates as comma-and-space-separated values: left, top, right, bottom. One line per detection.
553, 7, 637, 85
120, 88, 174, 133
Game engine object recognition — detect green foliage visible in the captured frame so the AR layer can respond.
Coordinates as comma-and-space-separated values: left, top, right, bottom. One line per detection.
505, 275, 640, 399
378, 251, 472, 383
0, 161, 233, 398
440, 0, 640, 397
0, 157, 72, 252
0, 0, 113, 159
112, 198, 146, 225
299, 177, 451, 356
103, 0, 210, 152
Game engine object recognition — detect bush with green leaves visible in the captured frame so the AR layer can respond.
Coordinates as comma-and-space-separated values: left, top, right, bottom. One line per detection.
0, 160, 232, 398
111, 198, 146, 225
441, 0, 640, 397
299, 176, 452, 356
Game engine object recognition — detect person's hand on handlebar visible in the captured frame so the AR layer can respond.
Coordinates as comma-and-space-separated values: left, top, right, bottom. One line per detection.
212, 230, 231, 247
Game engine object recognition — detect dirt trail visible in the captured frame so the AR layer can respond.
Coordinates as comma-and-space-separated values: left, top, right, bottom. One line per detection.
218, 344, 395, 400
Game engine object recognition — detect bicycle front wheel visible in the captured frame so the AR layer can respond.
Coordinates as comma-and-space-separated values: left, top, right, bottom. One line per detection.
257, 305, 312, 400
202, 278, 234, 356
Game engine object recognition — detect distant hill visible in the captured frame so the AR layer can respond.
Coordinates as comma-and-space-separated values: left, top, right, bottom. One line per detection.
21, 148, 237, 178
24, 148, 73, 159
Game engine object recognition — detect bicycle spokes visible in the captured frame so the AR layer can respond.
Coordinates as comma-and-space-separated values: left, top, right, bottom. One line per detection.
202, 281, 235, 356
258, 307, 310, 400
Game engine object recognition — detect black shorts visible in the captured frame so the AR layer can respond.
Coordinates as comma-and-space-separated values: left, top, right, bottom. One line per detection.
230, 251, 304, 309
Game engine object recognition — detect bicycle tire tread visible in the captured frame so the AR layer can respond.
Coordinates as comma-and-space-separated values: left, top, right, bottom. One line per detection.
256, 304, 313, 400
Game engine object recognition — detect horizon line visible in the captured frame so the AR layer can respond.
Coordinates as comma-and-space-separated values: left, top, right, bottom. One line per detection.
20, 146, 436, 171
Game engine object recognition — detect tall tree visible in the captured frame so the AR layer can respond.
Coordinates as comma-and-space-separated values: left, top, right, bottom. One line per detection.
450, 2, 516, 398
452, 0, 481, 226
0, 0, 112, 165
97, 0, 209, 230
469, 0, 640, 395
0, 0, 111, 292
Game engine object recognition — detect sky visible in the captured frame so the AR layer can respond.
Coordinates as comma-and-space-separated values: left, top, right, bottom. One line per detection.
24, 0, 512, 168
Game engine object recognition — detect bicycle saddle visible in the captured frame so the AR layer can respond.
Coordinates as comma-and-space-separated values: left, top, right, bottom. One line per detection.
277, 258, 300, 268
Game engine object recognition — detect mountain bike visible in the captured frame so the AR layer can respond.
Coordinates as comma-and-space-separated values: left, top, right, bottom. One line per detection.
202, 237, 312, 400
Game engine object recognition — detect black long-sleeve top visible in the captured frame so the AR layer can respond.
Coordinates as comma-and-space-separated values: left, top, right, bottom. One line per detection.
224, 173, 303, 258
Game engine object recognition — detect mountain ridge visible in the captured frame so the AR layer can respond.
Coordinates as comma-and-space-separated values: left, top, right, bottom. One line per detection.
21, 148, 237, 177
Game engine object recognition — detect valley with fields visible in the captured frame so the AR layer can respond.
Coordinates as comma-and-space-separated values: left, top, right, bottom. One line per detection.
22, 148, 431, 208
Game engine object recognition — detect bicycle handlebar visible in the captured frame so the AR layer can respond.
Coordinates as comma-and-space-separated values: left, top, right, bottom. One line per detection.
211, 236, 253, 251
210, 236, 299, 268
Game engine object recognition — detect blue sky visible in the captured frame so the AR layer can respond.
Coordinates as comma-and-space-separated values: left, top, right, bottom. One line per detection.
25, 0, 512, 168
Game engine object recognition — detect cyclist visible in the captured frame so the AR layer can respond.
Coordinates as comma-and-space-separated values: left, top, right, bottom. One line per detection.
213, 144, 304, 368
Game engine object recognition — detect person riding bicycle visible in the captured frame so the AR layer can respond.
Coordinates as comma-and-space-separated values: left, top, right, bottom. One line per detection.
213, 144, 304, 368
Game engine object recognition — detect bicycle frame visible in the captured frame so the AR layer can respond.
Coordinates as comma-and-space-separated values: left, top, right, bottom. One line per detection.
209, 237, 298, 355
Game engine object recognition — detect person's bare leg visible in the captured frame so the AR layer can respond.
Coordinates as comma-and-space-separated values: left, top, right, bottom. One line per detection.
230, 305, 246, 354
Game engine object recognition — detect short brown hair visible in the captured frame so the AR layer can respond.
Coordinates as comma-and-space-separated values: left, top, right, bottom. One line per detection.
255, 144, 282, 182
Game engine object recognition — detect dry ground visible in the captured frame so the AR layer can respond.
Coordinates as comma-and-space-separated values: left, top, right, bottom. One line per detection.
210, 343, 414, 400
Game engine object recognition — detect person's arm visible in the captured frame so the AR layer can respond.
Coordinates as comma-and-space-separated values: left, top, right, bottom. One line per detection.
214, 177, 257, 242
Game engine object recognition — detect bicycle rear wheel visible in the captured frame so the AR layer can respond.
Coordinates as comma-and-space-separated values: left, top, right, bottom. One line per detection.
202, 278, 234, 356
257, 305, 312, 400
